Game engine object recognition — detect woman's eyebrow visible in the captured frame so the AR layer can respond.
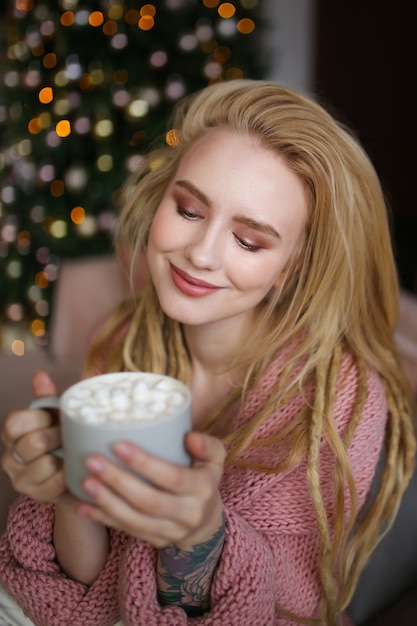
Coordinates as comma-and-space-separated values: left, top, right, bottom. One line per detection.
175, 179, 280, 239
175, 179, 211, 207
233, 215, 281, 239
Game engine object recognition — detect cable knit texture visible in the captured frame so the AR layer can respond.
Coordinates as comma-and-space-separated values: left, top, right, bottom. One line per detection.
0, 351, 386, 625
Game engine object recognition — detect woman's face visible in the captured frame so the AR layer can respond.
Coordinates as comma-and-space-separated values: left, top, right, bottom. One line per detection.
146, 128, 307, 334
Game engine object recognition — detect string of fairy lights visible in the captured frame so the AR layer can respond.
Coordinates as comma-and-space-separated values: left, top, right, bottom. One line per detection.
0, 0, 264, 355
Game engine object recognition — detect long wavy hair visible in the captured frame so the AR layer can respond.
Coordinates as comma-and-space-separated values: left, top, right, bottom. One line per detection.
84, 80, 416, 624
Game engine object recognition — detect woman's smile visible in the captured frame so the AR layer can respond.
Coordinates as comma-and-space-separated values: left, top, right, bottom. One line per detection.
169, 263, 223, 297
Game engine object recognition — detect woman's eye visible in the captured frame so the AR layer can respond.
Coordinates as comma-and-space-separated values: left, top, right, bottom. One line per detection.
177, 207, 200, 220
234, 235, 261, 253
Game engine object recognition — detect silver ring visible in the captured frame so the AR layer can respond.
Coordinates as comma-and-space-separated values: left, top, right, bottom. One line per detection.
12, 449, 26, 465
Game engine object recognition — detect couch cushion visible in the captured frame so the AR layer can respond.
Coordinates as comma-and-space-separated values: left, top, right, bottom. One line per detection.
348, 453, 417, 623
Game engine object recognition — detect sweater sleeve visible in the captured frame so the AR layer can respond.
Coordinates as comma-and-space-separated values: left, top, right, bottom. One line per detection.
0, 496, 126, 626
119, 507, 278, 626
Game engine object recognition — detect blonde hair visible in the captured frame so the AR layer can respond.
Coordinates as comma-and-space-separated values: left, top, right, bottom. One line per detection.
85, 80, 416, 624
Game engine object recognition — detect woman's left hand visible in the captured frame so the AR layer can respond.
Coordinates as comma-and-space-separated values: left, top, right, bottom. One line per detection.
77, 431, 226, 550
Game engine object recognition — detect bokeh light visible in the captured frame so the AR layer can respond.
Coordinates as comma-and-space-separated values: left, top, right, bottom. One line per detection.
56, 120, 71, 137
218, 3, 236, 18
43, 53, 57, 69
70, 206, 85, 224
61, 11, 75, 27
0, 0, 263, 349
89, 11, 104, 27
237, 18, 255, 34
11, 340, 25, 357
39, 86, 53, 104
138, 15, 154, 30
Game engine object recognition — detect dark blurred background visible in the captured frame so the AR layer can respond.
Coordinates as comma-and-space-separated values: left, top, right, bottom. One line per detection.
314, 0, 417, 294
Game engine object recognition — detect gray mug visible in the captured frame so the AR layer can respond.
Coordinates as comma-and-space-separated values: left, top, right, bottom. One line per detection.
29, 372, 192, 501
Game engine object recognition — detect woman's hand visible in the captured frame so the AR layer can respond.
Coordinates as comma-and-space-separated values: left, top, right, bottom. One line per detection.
1, 370, 68, 503
77, 431, 226, 550
1, 370, 110, 585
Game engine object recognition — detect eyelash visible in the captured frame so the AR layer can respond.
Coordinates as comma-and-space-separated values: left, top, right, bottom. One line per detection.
234, 236, 261, 253
177, 207, 199, 220
176, 207, 261, 253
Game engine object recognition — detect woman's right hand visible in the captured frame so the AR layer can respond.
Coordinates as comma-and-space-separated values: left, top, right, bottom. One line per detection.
2, 370, 111, 585
1, 369, 67, 503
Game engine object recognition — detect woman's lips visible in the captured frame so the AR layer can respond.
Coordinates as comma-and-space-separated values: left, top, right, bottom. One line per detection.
169, 264, 221, 297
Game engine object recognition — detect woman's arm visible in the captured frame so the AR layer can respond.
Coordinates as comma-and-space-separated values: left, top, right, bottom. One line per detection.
75, 431, 227, 616
157, 514, 225, 616
53, 502, 110, 585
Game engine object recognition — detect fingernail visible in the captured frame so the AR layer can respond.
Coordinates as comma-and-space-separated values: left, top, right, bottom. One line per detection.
85, 456, 104, 473
114, 442, 133, 459
77, 503, 95, 517
83, 477, 100, 496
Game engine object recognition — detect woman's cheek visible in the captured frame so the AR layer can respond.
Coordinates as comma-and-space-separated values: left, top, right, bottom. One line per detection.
148, 208, 163, 241
148, 207, 172, 249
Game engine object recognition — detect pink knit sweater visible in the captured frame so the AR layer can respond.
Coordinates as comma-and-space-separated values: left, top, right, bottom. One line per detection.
0, 352, 386, 625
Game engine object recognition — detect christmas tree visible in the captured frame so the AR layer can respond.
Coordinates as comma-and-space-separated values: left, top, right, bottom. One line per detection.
0, 0, 267, 350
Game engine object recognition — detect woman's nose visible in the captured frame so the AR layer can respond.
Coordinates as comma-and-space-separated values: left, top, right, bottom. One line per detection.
185, 226, 222, 270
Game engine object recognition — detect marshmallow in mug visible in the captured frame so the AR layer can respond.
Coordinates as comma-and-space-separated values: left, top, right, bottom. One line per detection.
29, 372, 192, 501
65, 374, 189, 425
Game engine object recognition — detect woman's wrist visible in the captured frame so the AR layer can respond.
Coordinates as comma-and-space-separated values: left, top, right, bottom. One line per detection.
53, 502, 110, 585
157, 512, 225, 615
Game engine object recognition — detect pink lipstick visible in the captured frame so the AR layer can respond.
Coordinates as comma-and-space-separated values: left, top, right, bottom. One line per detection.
169, 264, 221, 297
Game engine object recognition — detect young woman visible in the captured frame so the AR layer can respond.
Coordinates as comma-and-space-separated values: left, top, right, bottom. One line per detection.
0, 80, 415, 626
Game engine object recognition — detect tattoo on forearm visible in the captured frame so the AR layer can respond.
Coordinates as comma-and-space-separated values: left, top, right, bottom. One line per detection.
157, 515, 225, 616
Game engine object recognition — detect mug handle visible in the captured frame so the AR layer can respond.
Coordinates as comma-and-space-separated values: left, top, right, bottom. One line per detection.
28, 396, 64, 459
